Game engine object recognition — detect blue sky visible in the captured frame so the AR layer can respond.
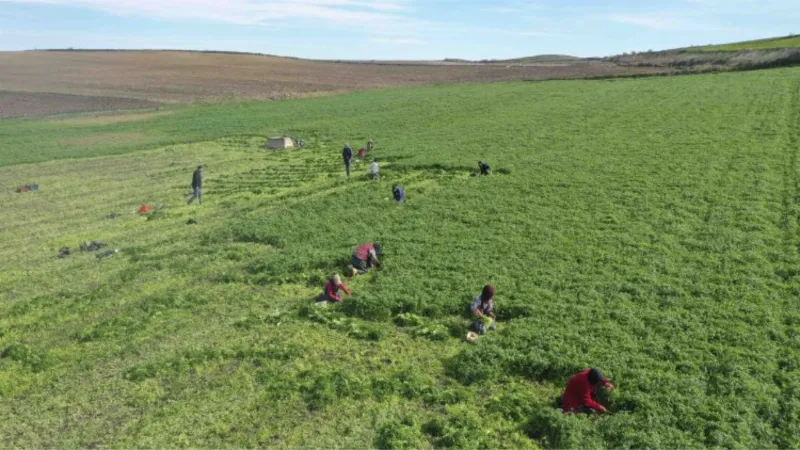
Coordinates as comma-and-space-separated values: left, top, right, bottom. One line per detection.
0, 0, 797, 59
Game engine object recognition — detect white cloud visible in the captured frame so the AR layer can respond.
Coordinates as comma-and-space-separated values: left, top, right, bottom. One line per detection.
0, 0, 413, 25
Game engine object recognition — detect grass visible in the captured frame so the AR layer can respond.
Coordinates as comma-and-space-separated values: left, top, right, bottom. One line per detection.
1, 67, 800, 448
691, 35, 800, 52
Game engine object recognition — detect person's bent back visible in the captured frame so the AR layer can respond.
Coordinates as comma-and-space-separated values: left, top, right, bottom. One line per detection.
561, 368, 615, 413
351, 242, 382, 274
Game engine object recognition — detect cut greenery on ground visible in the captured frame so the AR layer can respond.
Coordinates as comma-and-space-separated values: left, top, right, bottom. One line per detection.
1, 67, 800, 448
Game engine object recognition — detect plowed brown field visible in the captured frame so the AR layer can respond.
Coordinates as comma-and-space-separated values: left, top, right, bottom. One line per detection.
0, 50, 664, 118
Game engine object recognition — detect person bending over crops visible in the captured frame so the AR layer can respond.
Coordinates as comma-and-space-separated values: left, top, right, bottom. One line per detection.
559, 368, 615, 414
351, 242, 382, 275
392, 185, 405, 202
343, 144, 353, 177
471, 284, 497, 334
478, 161, 492, 175
320, 274, 351, 302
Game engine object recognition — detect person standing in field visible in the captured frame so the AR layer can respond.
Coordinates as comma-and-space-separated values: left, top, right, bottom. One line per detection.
343, 144, 353, 177
320, 274, 351, 303
351, 242, 382, 275
370, 160, 380, 180
367, 136, 374, 152
471, 284, 497, 334
559, 368, 615, 414
187, 165, 203, 205
392, 185, 405, 202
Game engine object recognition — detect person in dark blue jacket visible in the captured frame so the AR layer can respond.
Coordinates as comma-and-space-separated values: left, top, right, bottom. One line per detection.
187, 165, 203, 205
343, 144, 353, 177
392, 185, 405, 202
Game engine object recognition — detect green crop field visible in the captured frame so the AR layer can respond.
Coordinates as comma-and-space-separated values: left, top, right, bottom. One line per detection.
1, 67, 800, 449
691, 35, 800, 52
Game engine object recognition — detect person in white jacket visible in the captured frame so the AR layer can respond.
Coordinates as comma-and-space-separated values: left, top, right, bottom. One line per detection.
370, 161, 380, 180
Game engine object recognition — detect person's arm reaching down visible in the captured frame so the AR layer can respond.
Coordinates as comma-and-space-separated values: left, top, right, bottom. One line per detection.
369, 249, 380, 266
583, 388, 607, 413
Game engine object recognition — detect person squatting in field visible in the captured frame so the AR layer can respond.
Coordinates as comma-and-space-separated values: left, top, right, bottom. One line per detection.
559, 368, 615, 414
320, 274, 351, 302
351, 242, 382, 275
471, 284, 497, 334
393, 185, 405, 202
343, 144, 353, 177
187, 165, 203, 205
478, 161, 492, 175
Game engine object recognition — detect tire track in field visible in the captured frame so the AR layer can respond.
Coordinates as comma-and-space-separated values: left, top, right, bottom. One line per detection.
777, 80, 800, 285
772, 78, 800, 449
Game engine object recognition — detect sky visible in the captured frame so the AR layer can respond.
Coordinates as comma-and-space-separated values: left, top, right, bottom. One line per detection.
0, 0, 797, 60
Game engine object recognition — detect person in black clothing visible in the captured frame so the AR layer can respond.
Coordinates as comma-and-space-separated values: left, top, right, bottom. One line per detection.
187, 165, 203, 205
343, 144, 353, 177
392, 185, 405, 202
478, 161, 492, 175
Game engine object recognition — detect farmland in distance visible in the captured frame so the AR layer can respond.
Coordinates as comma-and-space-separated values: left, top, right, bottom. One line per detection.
0, 67, 799, 448
0, 50, 663, 118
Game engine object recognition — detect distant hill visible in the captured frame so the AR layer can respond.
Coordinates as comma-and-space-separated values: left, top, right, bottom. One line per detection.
488, 54, 583, 63
684, 34, 800, 52
443, 54, 582, 64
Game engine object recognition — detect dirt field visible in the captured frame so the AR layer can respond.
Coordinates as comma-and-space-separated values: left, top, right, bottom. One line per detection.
0, 90, 158, 119
0, 50, 664, 118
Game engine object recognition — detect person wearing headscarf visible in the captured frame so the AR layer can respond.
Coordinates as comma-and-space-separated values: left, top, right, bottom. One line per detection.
320, 274, 351, 302
471, 284, 497, 334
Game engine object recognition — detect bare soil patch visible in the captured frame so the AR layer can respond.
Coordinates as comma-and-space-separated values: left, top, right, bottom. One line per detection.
0, 90, 157, 119
0, 51, 666, 118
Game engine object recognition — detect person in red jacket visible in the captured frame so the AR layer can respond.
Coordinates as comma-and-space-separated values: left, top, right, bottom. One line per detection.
320, 274, 351, 302
350, 242, 382, 275
560, 368, 615, 414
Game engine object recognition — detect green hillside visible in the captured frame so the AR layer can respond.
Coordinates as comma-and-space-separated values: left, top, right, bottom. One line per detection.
1, 67, 800, 448
690, 34, 800, 52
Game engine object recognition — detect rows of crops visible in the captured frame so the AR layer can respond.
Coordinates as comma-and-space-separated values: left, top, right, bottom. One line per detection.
0, 68, 799, 448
